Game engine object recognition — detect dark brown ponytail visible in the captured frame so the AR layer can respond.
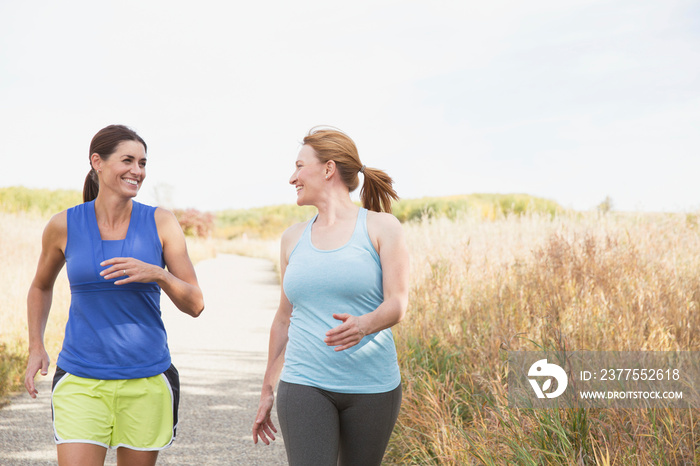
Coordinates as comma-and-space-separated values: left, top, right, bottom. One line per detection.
302, 127, 399, 213
82, 168, 100, 203
82, 125, 147, 203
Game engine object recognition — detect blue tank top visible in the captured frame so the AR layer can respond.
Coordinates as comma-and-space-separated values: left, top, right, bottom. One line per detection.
280, 208, 401, 393
57, 200, 170, 379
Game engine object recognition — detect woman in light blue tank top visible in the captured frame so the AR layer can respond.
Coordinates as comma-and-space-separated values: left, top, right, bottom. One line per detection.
253, 127, 410, 466
24, 125, 205, 466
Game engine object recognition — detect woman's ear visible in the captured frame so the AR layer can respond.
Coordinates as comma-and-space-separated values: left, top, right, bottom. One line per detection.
90, 153, 102, 172
325, 160, 336, 177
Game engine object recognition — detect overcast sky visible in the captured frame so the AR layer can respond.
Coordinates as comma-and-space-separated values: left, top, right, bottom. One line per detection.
1, 0, 698, 212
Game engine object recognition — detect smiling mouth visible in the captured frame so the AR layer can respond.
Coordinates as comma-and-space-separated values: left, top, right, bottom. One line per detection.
123, 178, 138, 186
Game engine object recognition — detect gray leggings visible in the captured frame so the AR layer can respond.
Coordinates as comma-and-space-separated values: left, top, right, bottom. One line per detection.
276, 381, 402, 466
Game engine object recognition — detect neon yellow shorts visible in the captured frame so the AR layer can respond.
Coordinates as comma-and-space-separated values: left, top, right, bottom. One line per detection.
51, 365, 179, 450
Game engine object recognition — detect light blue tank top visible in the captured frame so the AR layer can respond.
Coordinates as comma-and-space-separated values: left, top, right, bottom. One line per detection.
57, 200, 170, 379
281, 208, 401, 393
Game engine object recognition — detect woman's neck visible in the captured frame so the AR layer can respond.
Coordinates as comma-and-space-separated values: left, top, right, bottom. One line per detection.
94, 194, 133, 229
314, 194, 358, 227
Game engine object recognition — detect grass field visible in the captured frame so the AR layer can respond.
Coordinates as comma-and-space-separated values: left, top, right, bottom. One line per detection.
2, 188, 699, 463
387, 211, 700, 464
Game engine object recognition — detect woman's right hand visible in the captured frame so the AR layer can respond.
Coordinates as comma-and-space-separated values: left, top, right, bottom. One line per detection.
252, 392, 278, 445
24, 348, 50, 399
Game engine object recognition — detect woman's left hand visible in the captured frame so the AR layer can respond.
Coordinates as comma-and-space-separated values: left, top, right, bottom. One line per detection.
324, 313, 366, 352
100, 257, 165, 285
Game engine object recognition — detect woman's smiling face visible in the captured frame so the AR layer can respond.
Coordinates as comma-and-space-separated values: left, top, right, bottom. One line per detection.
289, 144, 326, 206
93, 140, 147, 198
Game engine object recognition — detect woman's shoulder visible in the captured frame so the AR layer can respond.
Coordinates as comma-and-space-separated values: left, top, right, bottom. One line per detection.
153, 206, 183, 239
281, 220, 308, 246
55, 201, 92, 235
47, 209, 68, 230
153, 206, 177, 222
42, 210, 68, 247
366, 210, 404, 255
366, 210, 402, 233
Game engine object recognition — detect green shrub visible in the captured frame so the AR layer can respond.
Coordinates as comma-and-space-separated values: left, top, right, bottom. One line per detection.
0, 186, 81, 216
393, 193, 563, 222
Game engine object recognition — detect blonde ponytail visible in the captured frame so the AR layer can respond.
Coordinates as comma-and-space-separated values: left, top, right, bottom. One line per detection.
359, 166, 398, 213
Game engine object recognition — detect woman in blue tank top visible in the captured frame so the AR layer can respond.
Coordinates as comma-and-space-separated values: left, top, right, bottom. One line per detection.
253, 127, 410, 465
24, 125, 205, 466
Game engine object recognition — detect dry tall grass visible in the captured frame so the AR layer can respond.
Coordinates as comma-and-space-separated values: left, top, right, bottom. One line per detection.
389, 211, 700, 464
0, 212, 71, 399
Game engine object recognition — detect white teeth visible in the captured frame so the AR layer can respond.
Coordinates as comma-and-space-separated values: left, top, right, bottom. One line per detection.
124, 179, 138, 185
296, 186, 302, 192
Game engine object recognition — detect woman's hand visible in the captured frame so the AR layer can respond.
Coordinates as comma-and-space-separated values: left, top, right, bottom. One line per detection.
99, 257, 165, 285
24, 348, 50, 398
252, 392, 278, 445
325, 313, 366, 352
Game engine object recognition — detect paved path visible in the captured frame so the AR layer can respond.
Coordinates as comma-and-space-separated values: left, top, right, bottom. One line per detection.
0, 255, 288, 465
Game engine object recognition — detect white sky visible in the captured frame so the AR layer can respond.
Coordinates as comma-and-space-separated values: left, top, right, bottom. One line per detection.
1, 0, 698, 212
